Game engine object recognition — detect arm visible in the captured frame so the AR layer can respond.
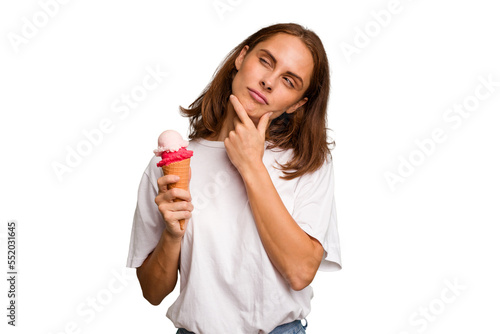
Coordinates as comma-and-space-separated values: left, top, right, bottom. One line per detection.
224, 95, 324, 291
136, 230, 182, 305
136, 174, 193, 305
241, 163, 324, 291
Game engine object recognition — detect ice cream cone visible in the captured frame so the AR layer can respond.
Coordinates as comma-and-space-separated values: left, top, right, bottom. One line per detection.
162, 158, 191, 230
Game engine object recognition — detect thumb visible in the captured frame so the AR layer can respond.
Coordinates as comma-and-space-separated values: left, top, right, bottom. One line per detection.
257, 112, 272, 136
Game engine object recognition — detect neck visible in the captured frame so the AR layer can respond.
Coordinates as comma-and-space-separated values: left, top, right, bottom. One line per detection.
208, 100, 237, 142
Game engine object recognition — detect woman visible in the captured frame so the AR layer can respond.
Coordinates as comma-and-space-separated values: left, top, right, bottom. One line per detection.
127, 23, 342, 333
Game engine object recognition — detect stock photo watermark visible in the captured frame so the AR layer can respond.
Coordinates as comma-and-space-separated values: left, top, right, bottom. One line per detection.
7, 0, 72, 54
385, 73, 499, 191
51, 64, 169, 182
212, 0, 244, 20
397, 277, 467, 334
5, 220, 18, 326
340, 0, 416, 64
46, 267, 135, 334
192, 170, 231, 209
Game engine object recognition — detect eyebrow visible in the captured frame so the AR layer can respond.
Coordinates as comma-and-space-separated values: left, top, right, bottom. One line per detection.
260, 48, 304, 88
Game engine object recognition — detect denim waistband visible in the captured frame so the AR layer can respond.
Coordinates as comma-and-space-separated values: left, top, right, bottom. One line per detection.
269, 319, 308, 334
176, 319, 307, 334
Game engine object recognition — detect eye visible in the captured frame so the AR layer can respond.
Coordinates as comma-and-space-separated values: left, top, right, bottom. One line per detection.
259, 57, 271, 66
284, 77, 295, 88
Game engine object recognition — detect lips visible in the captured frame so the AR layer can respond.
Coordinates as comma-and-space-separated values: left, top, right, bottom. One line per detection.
248, 88, 268, 105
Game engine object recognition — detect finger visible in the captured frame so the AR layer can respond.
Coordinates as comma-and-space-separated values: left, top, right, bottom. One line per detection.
158, 188, 189, 203
156, 197, 193, 215
169, 208, 192, 221
257, 112, 272, 136
169, 200, 194, 213
157, 174, 181, 193
167, 188, 192, 202
233, 111, 243, 130
161, 206, 192, 224
230, 94, 253, 127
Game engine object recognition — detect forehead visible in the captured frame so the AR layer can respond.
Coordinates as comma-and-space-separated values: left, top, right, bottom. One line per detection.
252, 33, 314, 88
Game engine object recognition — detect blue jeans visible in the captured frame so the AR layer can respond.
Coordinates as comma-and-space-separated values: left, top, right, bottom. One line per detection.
176, 319, 308, 334
269, 319, 308, 334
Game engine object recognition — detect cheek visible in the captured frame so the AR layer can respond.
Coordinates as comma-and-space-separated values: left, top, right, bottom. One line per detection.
274, 91, 298, 109
231, 72, 245, 93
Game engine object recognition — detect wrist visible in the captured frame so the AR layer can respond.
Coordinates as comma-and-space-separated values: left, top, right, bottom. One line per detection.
240, 161, 268, 186
162, 228, 183, 244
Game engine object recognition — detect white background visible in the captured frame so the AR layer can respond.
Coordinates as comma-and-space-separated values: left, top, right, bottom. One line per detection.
1, 0, 499, 333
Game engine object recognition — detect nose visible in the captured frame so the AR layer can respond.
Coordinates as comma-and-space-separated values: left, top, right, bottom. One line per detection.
260, 78, 273, 92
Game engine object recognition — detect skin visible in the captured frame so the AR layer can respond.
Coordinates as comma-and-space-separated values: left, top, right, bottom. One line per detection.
224, 94, 324, 291
215, 33, 312, 139
136, 174, 192, 305
137, 33, 324, 305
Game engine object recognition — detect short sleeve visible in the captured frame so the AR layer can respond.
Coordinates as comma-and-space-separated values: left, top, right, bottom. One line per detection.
292, 157, 342, 272
126, 156, 165, 268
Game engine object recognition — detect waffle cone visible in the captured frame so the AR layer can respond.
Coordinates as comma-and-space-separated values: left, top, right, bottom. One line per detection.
162, 158, 191, 230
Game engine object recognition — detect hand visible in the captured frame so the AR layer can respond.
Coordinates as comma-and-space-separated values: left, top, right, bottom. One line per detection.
224, 94, 272, 175
155, 173, 193, 239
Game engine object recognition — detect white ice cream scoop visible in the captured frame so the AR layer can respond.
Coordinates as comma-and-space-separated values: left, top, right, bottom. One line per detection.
153, 130, 189, 156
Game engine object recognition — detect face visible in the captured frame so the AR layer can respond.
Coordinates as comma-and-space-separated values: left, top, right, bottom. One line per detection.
232, 33, 314, 125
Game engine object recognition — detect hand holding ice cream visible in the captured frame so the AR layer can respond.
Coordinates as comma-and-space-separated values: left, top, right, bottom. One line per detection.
154, 130, 193, 230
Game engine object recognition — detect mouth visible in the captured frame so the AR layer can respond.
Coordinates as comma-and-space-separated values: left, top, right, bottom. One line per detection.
248, 88, 268, 105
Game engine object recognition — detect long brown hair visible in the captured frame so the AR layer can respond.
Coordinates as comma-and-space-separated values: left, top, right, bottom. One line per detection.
181, 23, 334, 180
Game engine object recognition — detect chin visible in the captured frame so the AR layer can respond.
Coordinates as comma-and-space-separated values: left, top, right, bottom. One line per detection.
236, 94, 256, 112
232, 90, 265, 120
244, 103, 264, 119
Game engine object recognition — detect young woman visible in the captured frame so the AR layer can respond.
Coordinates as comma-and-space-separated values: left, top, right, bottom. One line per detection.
127, 23, 342, 334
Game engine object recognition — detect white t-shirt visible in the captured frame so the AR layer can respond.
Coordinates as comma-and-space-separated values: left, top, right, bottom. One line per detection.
126, 138, 341, 334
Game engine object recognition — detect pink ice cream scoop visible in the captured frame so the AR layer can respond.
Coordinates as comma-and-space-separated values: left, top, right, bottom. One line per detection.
154, 130, 193, 167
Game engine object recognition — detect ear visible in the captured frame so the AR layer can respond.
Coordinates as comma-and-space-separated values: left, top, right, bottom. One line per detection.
286, 97, 308, 114
235, 45, 249, 71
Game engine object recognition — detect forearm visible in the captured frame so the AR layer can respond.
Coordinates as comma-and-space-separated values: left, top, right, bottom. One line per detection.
136, 229, 181, 305
241, 163, 324, 291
